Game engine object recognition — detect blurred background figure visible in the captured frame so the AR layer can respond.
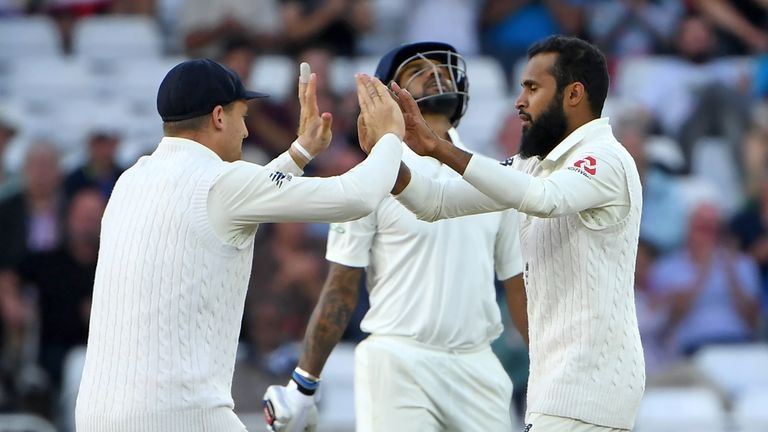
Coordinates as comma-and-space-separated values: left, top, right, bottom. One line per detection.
0, 188, 104, 425
63, 127, 123, 201
180, 0, 282, 59
478, 0, 584, 82
279, 0, 373, 57
651, 202, 761, 357
0, 143, 64, 269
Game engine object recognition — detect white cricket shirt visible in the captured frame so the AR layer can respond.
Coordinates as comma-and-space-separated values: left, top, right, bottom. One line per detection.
76, 135, 402, 432
396, 118, 645, 429
327, 129, 523, 351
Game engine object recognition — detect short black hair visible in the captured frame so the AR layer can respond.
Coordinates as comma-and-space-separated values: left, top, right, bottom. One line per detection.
527, 35, 609, 117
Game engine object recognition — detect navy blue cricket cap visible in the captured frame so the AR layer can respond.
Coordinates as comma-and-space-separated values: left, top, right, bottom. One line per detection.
157, 59, 268, 122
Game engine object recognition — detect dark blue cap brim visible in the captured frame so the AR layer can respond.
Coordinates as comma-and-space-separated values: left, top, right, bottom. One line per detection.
244, 90, 269, 99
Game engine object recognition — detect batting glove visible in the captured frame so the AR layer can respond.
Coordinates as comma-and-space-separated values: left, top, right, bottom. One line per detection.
263, 379, 318, 432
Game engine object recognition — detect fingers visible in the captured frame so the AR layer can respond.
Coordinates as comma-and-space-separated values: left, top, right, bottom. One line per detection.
391, 81, 419, 115
363, 74, 383, 102
298, 61, 310, 104
304, 72, 319, 117
320, 112, 333, 135
355, 74, 372, 115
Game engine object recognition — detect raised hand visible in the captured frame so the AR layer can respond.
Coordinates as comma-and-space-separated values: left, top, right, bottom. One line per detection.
355, 74, 405, 153
389, 81, 440, 157
296, 62, 333, 157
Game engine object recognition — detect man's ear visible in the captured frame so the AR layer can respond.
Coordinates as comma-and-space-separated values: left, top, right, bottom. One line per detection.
565, 82, 586, 108
211, 105, 225, 131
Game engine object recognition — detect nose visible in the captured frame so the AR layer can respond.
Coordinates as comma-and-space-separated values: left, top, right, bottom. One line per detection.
515, 93, 526, 111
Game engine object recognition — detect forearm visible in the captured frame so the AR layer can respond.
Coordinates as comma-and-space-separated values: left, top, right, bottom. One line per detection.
504, 276, 528, 346
218, 133, 402, 226
298, 264, 362, 377
692, 0, 766, 45
396, 168, 509, 221
726, 274, 760, 329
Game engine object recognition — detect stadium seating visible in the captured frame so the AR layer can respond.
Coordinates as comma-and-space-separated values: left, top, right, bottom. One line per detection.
692, 343, 768, 401
0, 16, 61, 63
72, 16, 163, 62
634, 387, 728, 432
249, 55, 296, 102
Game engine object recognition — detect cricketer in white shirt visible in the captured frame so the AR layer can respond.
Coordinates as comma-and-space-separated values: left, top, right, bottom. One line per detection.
326, 128, 524, 431
397, 116, 645, 430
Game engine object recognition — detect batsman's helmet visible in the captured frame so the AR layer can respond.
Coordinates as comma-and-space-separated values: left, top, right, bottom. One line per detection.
374, 41, 469, 126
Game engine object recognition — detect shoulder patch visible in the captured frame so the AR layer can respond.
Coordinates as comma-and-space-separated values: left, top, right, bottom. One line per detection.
571, 156, 597, 176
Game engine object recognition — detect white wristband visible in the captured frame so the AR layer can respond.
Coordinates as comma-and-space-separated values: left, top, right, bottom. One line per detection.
291, 140, 313, 162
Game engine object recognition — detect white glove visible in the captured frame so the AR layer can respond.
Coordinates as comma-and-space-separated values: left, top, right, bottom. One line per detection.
263, 380, 318, 432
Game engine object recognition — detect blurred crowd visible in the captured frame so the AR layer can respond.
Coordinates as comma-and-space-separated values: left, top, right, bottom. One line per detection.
1, 0, 768, 429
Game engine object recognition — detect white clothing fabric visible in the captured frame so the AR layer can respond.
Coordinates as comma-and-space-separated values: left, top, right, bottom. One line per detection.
355, 335, 513, 432
76, 135, 402, 432
526, 412, 629, 432
326, 128, 523, 351
396, 118, 645, 429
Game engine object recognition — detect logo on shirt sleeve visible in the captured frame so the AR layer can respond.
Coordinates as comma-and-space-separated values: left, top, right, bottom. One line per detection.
571, 156, 597, 176
268, 171, 293, 188
500, 156, 515, 166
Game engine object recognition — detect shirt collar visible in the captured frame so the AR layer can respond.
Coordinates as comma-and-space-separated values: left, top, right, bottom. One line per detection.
447, 127, 469, 151
157, 136, 223, 161
543, 117, 610, 164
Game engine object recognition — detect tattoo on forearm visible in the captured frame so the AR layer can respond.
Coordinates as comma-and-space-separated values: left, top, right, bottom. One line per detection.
300, 265, 361, 376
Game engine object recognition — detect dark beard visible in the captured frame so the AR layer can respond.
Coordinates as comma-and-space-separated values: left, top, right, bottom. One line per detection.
519, 95, 568, 159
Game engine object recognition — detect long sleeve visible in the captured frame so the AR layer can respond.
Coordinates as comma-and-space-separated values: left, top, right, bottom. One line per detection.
263, 147, 304, 176
396, 168, 508, 222
463, 152, 627, 218
208, 133, 402, 238
397, 146, 629, 222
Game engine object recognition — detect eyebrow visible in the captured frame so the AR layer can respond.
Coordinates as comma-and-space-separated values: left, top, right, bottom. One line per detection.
520, 79, 540, 88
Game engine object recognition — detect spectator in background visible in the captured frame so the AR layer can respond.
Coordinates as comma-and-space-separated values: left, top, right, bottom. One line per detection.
731, 177, 768, 335
618, 110, 688, 253
10, 189, 104, 389
180, 0, 282, 59
0, 106, 22, 201
618, 14, 751, 173
249, 223, 326, 341
689, 0, 768, 55
0, 142, 64, 269
63, 128, 124, 201
33, 0, 113, 54
279, 0, 373, 57
674, 14, 752, 175
231, 297, 294, 412
0, 268, 33, 412
584, 0, 682, 60
634, 240, 673, 374
652, 202, 761, 357
479, 0, 584, 81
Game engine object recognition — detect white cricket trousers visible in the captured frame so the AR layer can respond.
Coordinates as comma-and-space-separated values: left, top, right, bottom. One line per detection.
525, 413, 630, 432
354, 335, 513, 432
